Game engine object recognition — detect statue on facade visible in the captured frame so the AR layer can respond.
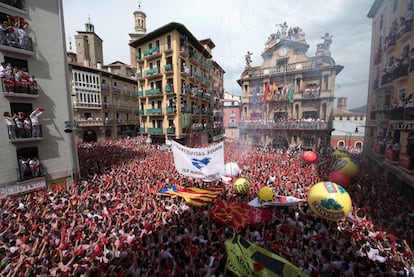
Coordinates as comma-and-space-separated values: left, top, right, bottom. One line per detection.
279, 22, 288, 38
245, 51, 253, 67
321, 33, 333, 49
316, 33, 333, 56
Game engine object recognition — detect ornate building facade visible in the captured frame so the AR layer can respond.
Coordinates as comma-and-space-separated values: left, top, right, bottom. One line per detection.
366, 0, 414, 195
238, 23, 343, 150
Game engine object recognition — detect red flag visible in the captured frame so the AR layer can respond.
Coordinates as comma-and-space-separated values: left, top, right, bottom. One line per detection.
210, 200, 271, 233
262, 81, 270, 103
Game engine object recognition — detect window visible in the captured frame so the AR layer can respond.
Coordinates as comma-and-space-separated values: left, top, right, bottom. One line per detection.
17, 147, 42, 181
380, 14, 383, 30
166, 35, 172, 49
0, 0, 25, 9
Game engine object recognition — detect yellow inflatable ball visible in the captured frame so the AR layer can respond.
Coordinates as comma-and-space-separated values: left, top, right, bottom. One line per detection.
258, 186, 274, 203
333, 157, 359, 178
333, 149, 351, 160
308, 181, 352, 221
233, 178, 250, 194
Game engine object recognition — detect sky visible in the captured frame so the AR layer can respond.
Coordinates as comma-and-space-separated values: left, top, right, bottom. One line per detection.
62, 0, 374, 109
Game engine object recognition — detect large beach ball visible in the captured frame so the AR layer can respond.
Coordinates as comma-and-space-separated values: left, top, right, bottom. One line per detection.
224, 162, 240, 177
333, 149, 351, 160
302, 151, 318, 164
328, 170, 351, 188
258, 186, 274, 203
333, 157, 359, 178
308, 181, 352, 221
233, 178, 250, 194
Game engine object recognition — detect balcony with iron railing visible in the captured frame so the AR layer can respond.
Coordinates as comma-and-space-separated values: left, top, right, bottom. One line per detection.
179, 46, 190, 57
249, 60, 318, 78
239, 120, 332, 130
135, 72, 143, 79
165, 84, 174, 94
2, 78, 38, 98
73, 102, 102, 109
166, 107, 175, 114
6, 124, 43, 141
147, 127, 163, 134
146, 67, 160, 77
143, 46, 161, 59
146, 108, 162, 115
145, 88, 161, 96
167, 127, 175, 134
164, 64, 173, 73
76, 119, 104, 127
101, 83, 110, 92
113, 86, 121, 93
0, 31, 33, 56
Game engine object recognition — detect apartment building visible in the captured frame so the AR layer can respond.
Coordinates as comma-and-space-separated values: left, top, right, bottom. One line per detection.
129, 18, 224, 146
367, 0, 414, 196
0, 0, 78, 194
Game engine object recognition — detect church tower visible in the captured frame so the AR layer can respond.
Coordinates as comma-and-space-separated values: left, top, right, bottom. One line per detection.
74, 17, 104, 68
129, 1, 147, 66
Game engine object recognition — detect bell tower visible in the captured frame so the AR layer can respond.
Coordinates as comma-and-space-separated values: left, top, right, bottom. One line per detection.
129, 1, 147, 66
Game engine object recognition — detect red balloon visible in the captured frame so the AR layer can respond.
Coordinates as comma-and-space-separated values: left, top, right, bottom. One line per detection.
328, 170, 351, 188
302, 151, 318, 163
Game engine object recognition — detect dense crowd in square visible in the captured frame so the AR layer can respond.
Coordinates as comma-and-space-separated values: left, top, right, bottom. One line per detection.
0, 136, 413, 276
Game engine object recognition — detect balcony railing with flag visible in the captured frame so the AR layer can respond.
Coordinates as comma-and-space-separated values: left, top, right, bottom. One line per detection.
2, 77, 38, 96
239, 120, 332, 130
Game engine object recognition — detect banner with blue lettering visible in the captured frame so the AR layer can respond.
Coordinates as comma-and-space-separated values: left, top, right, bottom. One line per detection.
171, 140, 224, 180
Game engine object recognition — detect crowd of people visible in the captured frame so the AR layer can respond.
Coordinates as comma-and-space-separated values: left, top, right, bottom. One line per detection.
0, 136, 413, 276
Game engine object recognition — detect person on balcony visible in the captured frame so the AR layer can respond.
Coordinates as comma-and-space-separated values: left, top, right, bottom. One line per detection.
29, 157, 40, 177
0, 21, 9, 46
3, 111, 16, 139
30, 108, 43, 137
14, 111, 24, 138
23, 116, 31, 138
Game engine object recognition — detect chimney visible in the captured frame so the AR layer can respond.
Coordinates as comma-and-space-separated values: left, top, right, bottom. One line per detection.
337, 97, 347, 111
107, 67, 112, 73
97, 62, 102, 70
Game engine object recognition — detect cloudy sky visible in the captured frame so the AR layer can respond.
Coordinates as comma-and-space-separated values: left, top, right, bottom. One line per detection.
62, 0, 374, 109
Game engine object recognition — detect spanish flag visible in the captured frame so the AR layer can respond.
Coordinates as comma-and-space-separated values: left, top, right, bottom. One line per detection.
158, 185, 222, 206
225, 234, 309, 277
